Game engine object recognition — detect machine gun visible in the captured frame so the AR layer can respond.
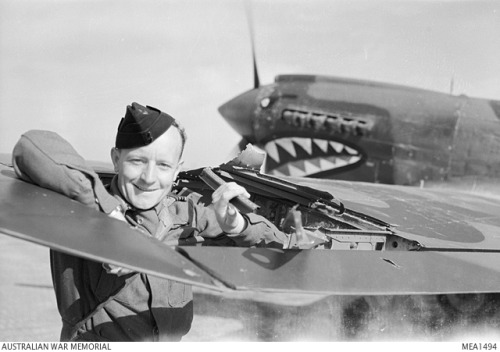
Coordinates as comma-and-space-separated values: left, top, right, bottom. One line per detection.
174, 146, 414, 251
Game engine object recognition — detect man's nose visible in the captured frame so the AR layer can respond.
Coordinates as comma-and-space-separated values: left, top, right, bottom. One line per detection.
140, 163, 157, 183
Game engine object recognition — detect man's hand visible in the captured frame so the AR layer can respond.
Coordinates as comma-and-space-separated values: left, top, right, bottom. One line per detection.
212, 182, 249, 234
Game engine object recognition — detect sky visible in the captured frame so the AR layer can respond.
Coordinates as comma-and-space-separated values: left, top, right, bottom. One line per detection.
1, 0, 499, 169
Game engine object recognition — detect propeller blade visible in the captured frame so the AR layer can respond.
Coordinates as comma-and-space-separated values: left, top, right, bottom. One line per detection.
244, 0, 260, 88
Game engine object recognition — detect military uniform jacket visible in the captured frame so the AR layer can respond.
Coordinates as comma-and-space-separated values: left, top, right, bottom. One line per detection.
51, 176, 286, 342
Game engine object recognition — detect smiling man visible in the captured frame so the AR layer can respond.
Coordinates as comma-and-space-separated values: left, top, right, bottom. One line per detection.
50, 102, 286, 342
112, 115, 184, 211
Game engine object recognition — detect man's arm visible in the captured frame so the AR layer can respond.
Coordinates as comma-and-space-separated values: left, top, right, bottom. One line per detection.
202, 182, 288, 248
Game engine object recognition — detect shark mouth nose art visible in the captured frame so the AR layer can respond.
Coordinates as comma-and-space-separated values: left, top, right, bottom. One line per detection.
263, 137, 363, 177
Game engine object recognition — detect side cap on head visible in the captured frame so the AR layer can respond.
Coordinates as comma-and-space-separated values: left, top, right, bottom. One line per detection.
115, 102, 175, 149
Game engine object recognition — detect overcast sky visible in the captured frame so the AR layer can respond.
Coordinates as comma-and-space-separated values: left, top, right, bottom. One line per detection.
1, 0, 499, 169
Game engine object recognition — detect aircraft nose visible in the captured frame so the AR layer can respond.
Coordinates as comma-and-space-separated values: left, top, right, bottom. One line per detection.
218, 88, 259, 139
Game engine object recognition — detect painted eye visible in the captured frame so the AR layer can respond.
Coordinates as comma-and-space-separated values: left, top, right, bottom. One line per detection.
260, 97, 271, 108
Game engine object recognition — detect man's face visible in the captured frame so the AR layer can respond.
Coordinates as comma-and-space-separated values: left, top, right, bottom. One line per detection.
111, 127, 184, 210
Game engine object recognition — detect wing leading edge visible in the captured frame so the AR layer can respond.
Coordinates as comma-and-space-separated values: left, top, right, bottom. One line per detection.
3, 158, 500, 296
0, 164, 226, 291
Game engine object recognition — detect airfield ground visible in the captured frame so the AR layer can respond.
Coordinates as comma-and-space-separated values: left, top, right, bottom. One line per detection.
0, 235, 253, 341
0, 235, 335, 342
1, 235, 500, 342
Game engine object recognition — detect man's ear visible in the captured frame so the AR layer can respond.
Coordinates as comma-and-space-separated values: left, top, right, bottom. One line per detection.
174, 160, 184, 180
110, 148, 121, 172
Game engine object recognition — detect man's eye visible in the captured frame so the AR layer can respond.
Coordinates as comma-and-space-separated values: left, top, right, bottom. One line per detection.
129, 159, 144, 164
158, 163, 171, 169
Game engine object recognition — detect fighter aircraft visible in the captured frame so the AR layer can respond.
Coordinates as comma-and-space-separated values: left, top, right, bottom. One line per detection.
218, 16, 500, 189
210, 5, 500, 338
2, 143, 500, 340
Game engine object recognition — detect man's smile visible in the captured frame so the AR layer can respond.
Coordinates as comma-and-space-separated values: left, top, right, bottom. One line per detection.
134, 184, 158, 192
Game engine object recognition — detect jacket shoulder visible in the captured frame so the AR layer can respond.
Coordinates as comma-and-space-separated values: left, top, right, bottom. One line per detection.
170, 187, 205, 204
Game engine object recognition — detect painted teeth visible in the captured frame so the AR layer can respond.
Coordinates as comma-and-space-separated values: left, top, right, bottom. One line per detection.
266, 142, 280, 162
268, 155, 361, 177
345, 146, 358, 155
274, 138, 297, 157
313, 139, 329, 153
264, 137, 361, 177
329, 141, 344, 153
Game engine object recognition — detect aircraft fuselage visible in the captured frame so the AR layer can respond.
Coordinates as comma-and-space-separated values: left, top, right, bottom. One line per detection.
219, 74, 500, 188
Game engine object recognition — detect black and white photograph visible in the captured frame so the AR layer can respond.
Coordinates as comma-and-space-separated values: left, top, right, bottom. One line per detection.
1, 0, 500, 347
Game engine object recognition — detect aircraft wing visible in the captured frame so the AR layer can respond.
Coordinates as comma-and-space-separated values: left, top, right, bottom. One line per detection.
286, 176, 500, 251
0, 158, 225, 291
180, 247, 500, 295
176, 165, 500, 296
2, 153, 500, 296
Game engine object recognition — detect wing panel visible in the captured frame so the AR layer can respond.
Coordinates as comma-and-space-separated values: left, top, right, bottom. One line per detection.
180, 246, 500, 295
287, 176, 500, 250
0, 166, 224, 291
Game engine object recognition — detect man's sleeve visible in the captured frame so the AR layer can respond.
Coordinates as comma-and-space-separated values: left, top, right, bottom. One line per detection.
227, 212, 288, 248
189, 196, 287, 248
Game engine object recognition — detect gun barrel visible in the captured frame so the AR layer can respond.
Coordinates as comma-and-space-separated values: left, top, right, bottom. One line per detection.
200, 167, 260, 214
